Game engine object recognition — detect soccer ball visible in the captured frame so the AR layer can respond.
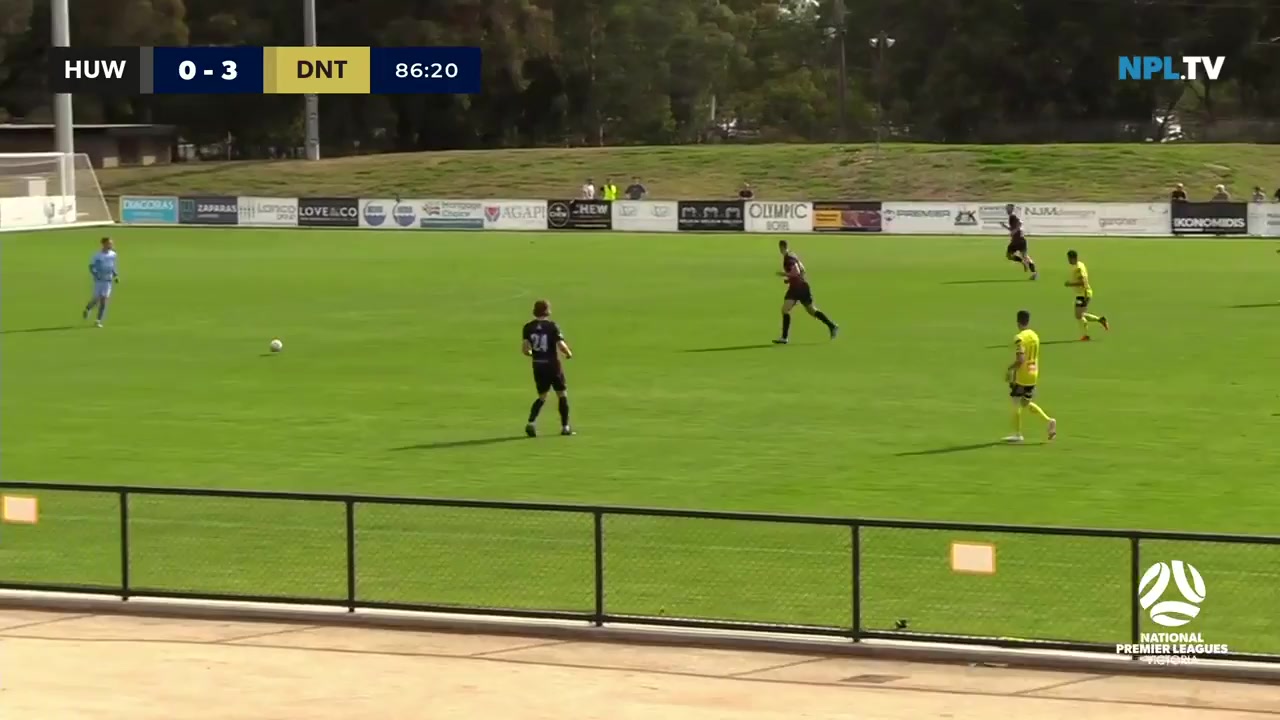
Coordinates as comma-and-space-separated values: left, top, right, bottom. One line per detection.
269, 339, 283, 353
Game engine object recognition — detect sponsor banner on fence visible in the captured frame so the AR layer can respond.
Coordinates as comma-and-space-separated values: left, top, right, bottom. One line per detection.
1095, 203, 1169, 236
677, 200, 744, 231
419, 199, 484, 229
120, 196, 178, 224
1172, 201, 1247, 235
813, 201, 882, 232
298, 197, 358, 227
237, 197, 298, 226
482, 200, 546, 230
358, 199, 418, 228
547, 199, 612, 230
882, 203, 987, 234
1014, 203, 1098, 234
1248, 203, 1280, 237
883, 202, 1169, 236
746, 201, 813, 233
612, 200, 678, 232
179, 196, 238, 225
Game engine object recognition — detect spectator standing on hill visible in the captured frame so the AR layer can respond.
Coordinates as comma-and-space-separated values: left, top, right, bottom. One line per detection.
580, 179, 596, 200
1212, 184, 1230, 201
1253, 186, 1267, 202
601, 178, 618, 201
739, 182, 755, 201
624, 177, 646, 200
1170, 183, 1187, 202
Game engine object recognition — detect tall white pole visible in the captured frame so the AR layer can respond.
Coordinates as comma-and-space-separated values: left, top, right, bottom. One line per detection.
52, 0, 75, 193
303, 0, 320, 160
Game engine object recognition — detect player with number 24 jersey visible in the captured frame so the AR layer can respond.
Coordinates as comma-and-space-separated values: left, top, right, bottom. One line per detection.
521, 299, 575, 437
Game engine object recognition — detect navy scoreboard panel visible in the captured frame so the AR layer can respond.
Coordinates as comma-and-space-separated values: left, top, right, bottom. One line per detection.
48, 46, 481, 94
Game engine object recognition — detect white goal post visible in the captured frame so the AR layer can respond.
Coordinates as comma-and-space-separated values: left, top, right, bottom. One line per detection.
0, 152, 113, 232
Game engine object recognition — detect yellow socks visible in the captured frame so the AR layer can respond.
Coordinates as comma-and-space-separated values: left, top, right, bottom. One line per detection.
1027, 402, 1051, 422
1012, 406, 1023, 434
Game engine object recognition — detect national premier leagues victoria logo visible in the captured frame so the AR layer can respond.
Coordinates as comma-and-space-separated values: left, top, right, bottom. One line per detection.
1115, 560, 1229, 665
1140, 560, 1204, 627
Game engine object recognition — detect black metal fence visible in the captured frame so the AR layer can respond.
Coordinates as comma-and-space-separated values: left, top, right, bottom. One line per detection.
2, 481, 1278, 662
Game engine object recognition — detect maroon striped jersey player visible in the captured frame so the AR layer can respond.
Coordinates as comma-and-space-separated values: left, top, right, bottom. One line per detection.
1001, 203, 1037, 279
774, 240, 838, 344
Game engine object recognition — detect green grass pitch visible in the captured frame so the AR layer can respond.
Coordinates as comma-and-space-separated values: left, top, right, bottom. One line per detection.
2, 227, 1278, 652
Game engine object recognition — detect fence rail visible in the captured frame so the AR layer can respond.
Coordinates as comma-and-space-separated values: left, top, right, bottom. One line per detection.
1, 481, 1278, 661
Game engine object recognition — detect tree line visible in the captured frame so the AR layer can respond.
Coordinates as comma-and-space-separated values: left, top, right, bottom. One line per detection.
1, 0, 1278, 156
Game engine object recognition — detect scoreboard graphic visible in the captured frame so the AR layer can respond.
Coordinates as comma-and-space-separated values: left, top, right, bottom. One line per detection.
48, 46, 481, 94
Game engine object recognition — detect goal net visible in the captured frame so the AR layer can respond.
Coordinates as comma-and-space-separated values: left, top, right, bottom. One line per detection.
0, 152, 113, 233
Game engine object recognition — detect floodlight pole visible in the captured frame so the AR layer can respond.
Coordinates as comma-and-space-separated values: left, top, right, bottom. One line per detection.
834, 0, 848, 142
869, 33, 895, 153
52, 0, 74, 190
303, 0, 320, 160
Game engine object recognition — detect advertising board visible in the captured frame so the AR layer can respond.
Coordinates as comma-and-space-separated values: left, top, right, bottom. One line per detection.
298, 197, 358, 228
237, 197, 299, 226
482, 200, 547, 230
813, 201, 881, 232
419, 199, 484, 229
547, 200, 612, 230
881, 203, 988, 234
358, 199, 419, 228
612, 200, 679, 232
1248, 203, 1280, 237
677, 200, 744, 231
745, 201, 813, 233
120, 196, 178, 224
1171, 202, 1247, 235
179, 196, 239, 225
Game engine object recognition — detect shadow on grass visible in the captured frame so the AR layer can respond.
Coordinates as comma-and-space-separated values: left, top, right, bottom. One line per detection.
1227, 302, 1280, 309
983, 339, 1081, 349
683, 343, 788, 353
895, 440, 1044, 456
0, 325, 79, 335
391, 436, 530, 451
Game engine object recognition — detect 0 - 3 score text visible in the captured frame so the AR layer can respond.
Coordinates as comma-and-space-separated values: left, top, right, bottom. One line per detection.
178, 60, 238, 81
394, 62, 459, 79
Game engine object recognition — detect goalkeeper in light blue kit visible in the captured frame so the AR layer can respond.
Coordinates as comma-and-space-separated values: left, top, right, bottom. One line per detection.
83, 237, 118, 327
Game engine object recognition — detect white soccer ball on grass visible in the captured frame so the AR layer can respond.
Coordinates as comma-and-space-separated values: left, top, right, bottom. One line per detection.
269, 339, 284, 353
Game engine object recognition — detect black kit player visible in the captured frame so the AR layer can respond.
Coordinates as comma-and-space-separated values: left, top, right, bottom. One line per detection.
522, 299, 575, 437
1002, 204, 1038, 280
774, 240, 838, 344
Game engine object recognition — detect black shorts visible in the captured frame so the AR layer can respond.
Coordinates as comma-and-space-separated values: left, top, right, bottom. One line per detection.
1009, 383, 1036, 399
1074, 296, 1090, 308
533, 363, 566, 394
784, 284, 814, 306
1007, 238, 1027, 255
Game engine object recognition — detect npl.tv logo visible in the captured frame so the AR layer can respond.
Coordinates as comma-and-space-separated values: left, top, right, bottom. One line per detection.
1119, 56, 1225, 81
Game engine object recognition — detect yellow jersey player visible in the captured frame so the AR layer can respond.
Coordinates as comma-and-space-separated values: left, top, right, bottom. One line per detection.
1065, 250, 1109, 341
1005, 310, 1057, 443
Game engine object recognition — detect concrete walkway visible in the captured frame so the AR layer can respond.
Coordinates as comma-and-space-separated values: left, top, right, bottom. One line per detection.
0, 609, 1274, 719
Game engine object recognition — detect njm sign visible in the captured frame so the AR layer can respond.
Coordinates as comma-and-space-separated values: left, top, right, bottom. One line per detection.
1, 481, 1278, 663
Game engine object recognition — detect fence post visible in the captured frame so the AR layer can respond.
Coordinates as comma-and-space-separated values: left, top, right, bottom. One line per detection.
1129, 535, 1141, 649
119, 490, 131, 601
851, 523, 861, 641
593, 510, 605, 626
345, 499, 357, 612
